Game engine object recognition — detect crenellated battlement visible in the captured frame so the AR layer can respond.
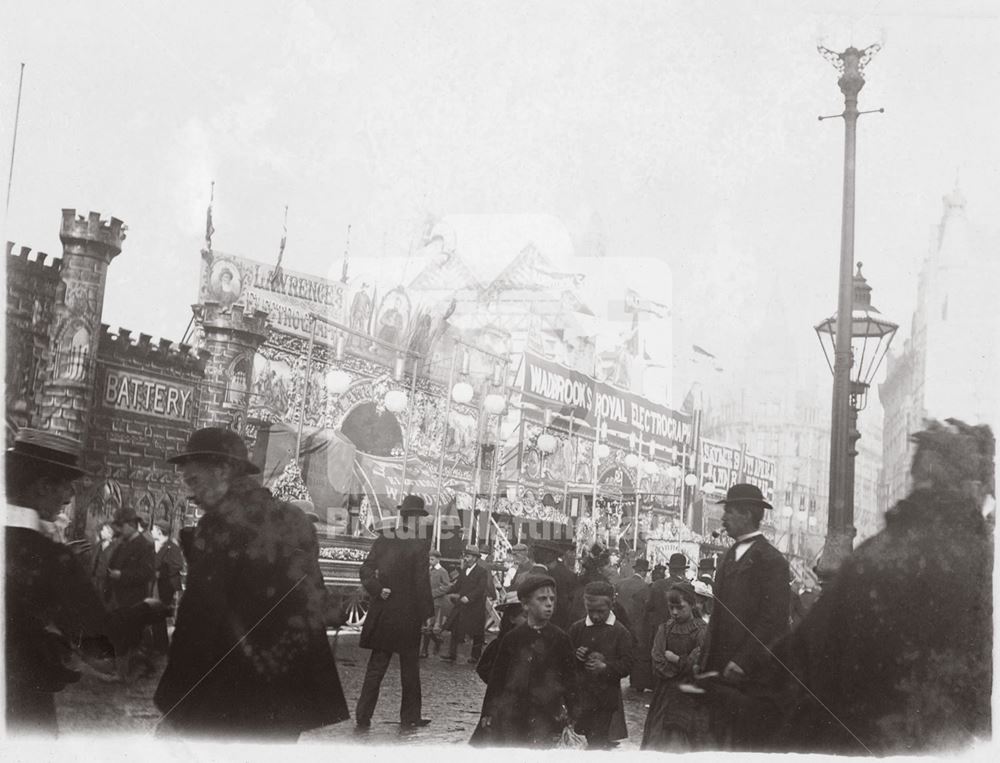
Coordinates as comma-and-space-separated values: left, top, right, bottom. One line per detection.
59, 209, 127, 259
6, 241, 64, 276
99, 323, 211, 374
195, 300, 270, 341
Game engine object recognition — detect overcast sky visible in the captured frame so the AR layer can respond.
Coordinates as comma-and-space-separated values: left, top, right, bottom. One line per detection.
2, 0, 998, 390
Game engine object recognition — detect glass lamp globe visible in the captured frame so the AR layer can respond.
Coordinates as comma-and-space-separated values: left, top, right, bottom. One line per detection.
782, 505, 794, 518
643, 461, 659, 476
537, 433, 557, 454
683, 473, 698, 487
325, 369, 352, 395
668, 465, 683, 480
624, 453, 640, 469
451, 381, 474, 404
703, 481, 716, 493
483, 393, 506, 415
384, 389, 408, 413
596, 443, 611, 459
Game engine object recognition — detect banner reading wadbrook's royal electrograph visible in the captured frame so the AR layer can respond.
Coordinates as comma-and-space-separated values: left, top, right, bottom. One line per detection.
521, 352, 692, 453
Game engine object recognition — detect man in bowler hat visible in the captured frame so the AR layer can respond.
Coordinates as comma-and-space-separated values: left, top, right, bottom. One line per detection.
356, 494, 435, 728
4, 429, 164, 735
699, 483, 789, 749
442, 544, 491, 663
154, 427, 348, 739
107, 505, 156, 680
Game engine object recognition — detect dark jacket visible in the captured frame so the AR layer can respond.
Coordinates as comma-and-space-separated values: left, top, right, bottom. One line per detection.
358, 526, 434, 654
6, 525, 161, 733
90, 538, 119, 607
771, 488, 993, 755
155, 540, 184, 605
445, 561, 490, 638
546, 560, 578, 631
567, 617, 634, 720
701, 537, 789, 678
108, 532, 156, 609
154, 478, 349, 737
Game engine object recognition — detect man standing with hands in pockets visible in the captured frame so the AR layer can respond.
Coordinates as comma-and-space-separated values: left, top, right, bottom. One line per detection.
356, 495, 435, 730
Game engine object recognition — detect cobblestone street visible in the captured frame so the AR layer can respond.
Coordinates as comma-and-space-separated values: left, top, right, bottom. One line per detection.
56, 629, 649, 749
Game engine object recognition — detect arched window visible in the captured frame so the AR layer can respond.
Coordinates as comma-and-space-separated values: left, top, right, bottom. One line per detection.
226, 356, 250, 406
58, 325, 90, 381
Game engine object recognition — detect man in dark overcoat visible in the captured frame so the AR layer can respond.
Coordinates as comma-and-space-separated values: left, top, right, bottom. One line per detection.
532, 538, 577, 631
699, 483, 789, 749
615, 557, 651, 691
442, 544, 490, 663
154, 428, 349, 740
107, 506, 157, 680
150, 521, 184, 654
4, 429, 163, 735
356, 494, 435, 728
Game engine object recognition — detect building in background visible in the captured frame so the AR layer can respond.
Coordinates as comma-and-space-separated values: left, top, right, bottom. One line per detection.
880, 188, 1000, 509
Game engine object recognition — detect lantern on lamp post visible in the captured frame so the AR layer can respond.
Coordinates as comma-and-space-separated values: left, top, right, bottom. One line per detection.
815, 262, 897, 578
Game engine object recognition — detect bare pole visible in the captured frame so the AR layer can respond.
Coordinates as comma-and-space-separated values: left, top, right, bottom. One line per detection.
295, 316, 317, 462
398, 354, 420, 499
5, 63, 25, 218
434, 350, 458, 551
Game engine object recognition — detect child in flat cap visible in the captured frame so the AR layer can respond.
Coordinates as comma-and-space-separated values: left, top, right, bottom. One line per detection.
471, 575, 578, 748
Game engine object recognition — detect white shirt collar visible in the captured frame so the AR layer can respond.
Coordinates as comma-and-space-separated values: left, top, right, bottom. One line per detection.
735, 530, 764, 545
585, 611, 617, 627
6, 504, 41, 532
432, 562, 442, 570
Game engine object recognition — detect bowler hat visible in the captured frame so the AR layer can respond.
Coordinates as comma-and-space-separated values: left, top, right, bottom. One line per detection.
463, 544, 481, 557
167, 427, 261, 475
668, 552, 688, 569
397, 494, 429, 517
516, 574, 557, 601
699, 557, 716, 571
633, 557, 650, 572
511, 543, 529, 553
6, 428, 88, 479
715, 483, 773, 510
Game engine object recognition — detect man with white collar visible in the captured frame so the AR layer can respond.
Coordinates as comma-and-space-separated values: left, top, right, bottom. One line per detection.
699, 483, 789, 748
4, 429, 127, 734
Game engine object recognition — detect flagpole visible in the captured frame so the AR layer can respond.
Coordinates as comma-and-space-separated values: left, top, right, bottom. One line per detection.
5, 63, 25, 218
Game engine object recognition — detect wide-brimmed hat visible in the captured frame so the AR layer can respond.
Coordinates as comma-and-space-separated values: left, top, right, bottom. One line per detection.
693, 580, 714, 599
397, 494, 429, 517
715, 483, 773, 510
6, 428, 88, 479
668, 552, 688, 569
463, 544, 481, 557
167, 427, 261, 475
633, 558, 650, 572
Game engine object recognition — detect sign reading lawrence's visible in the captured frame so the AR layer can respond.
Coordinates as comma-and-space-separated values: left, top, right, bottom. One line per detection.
103, 370, 194, 421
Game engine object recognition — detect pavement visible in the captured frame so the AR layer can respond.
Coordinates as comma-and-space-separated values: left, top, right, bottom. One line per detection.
55, 628, 651, 748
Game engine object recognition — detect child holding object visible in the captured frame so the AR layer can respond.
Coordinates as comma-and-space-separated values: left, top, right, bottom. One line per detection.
567, 581, 634, 749
641, 582, 709, 751
471, 575, 577, 748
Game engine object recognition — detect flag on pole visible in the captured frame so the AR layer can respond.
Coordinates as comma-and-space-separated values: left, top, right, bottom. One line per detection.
269, 205, 288, 288
204, 181, 215, 252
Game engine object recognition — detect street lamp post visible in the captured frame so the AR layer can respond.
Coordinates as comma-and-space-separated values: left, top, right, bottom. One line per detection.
815, 42, 886, 582
815, 263, 897, 581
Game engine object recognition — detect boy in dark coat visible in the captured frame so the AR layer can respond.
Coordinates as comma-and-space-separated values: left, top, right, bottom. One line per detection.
472, 575, 578, 748
568, 581, 634, 749
356, 495, 435, 728
107, 506, 157, 680
443, 544, 490, 663
154, 428, 349, 740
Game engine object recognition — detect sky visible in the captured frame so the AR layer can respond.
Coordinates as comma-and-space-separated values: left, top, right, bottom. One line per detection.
2, 0, 998, 397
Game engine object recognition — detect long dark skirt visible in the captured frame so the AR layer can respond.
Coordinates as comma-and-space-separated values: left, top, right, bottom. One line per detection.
641, 678, 709, 751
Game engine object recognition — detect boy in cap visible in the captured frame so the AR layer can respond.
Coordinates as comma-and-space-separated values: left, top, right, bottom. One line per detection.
472, 575, 578, 748
421, 549, 451, 658
107, 506, 156, 681
568, 580, 634, 749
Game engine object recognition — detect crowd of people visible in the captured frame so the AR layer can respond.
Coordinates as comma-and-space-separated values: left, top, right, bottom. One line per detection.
5, 419, 994, 754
